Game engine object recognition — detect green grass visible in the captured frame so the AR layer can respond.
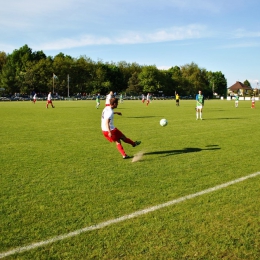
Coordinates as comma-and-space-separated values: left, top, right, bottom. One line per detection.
0, 99, 260, 259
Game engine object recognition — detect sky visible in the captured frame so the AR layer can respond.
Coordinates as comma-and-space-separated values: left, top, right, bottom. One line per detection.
1, 0, 260, 88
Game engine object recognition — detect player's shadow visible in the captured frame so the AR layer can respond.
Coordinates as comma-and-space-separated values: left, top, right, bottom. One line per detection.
144, 145, 220, 157
206, 117, 244, 120
127, 116, 159, 118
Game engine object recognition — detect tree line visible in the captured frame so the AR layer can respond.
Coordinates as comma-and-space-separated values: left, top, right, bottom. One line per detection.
0, 44, 228, 97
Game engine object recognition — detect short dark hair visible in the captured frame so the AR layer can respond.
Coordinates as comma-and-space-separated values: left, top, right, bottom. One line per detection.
110, 97, 118, 105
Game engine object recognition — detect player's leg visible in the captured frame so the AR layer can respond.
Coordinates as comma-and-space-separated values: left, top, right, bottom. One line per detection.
115, 140, 128, 158
109, 129, 128, 158
115, 129, 135, 146
115, 128, 141, 150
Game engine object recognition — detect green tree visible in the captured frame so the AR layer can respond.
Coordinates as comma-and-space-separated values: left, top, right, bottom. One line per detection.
138, 65, 160, 93
105, 63, 125, 94
68, 56, 94, 95
0, 51, 7, 72
24, 57, 54, 94
181, 62, 209, 96
208, 71, 227, 97
52, 53, 75, 95
0, 45, 47, 94
117, 61, 142, 93
244, 79, 251, 87
127, 72, 142, 94
0, 45, 229, 98
167, 66, 183, 95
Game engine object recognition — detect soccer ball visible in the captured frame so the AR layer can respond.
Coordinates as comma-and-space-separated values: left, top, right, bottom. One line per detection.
160, 118, 168, 127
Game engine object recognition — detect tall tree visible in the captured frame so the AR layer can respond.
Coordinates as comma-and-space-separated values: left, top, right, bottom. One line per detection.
138, 65, 160, 93
24, 57, 54, 94
127, 72, 142, 94
52, 53, 77, 95
208, 71, 227, 97
243, 79, 251, 87
181, 62, 209, 96
106, 63, 125, 94
168, 66, 183, 95
0, 45, 43, 93
0, 51, 7, 72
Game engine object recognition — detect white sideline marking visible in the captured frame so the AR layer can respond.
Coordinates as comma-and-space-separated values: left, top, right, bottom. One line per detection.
1, 171, 260, 259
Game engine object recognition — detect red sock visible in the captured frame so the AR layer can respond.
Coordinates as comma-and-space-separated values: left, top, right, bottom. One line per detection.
123, 138, 135, 146
117, 143, 126, 156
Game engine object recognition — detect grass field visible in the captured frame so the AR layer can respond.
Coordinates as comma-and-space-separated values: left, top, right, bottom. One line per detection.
0, 99, 260, 259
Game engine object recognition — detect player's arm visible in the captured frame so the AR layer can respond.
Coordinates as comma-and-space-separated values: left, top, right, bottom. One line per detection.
105, 118, 112, 137
114, 112, 122, 116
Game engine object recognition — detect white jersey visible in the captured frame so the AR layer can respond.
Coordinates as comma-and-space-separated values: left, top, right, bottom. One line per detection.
101, 106, 115, 131
105, 94, 112, 105
33, 94, 37, 99
47, 93, 52, 101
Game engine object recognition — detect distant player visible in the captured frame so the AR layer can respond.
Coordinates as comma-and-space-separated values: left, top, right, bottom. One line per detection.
120, 93, 123, 103
105, 91, 114, 106
235, 94, 239, 108
101, 97, 141, 159
32, 93, 37, 104
46, 92, 55, 108
251, 96, 255, 108
196, 90, 204, 120
146, 93, 151, 106
175, 93, 180, 106
96, 93, 100, 108
141, 94, 145, 103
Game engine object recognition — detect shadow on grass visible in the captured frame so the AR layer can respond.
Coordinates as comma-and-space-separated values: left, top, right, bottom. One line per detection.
205, 117, 245, 120
127, 116, 161, 118
144, 145, 220, 157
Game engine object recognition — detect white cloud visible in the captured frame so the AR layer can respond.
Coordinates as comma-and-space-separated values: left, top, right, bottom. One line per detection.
232, 29, 260, 38
219, 41, 260, 49
34, 24, 208, 50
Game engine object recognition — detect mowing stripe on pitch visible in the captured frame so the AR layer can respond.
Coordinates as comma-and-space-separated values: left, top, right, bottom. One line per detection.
1, 171, 259, 259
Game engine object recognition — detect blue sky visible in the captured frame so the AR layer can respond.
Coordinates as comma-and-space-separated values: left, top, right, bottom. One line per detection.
1, 0, 260, 87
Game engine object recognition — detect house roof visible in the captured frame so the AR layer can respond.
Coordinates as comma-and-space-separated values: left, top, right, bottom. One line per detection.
228, 81, 252, 90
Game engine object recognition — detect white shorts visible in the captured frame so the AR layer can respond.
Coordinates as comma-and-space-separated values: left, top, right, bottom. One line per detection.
197, 105, 203, 110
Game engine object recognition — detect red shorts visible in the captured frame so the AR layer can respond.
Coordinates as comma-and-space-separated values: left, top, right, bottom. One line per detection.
47, 100, 52, 104
103, 128, 124, 142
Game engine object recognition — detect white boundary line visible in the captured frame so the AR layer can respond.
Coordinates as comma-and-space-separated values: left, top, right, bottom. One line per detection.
1, 171, 259, 259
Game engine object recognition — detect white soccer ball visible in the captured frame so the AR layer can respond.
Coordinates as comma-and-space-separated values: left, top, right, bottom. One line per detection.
160, 118, 168, 127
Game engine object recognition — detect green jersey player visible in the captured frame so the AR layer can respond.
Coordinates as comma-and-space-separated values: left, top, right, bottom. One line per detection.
196, 90, 204, 120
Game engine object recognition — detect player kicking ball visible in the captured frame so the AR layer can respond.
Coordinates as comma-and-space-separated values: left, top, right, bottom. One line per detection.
101, 97, 141, 159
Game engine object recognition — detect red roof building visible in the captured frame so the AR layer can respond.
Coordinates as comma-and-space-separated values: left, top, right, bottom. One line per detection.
228, 81, 252, 95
